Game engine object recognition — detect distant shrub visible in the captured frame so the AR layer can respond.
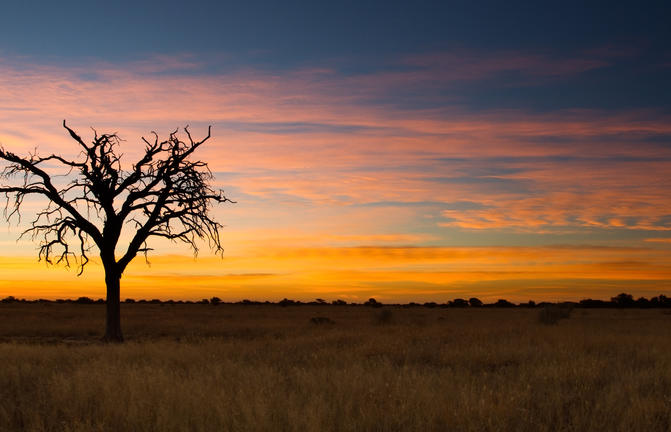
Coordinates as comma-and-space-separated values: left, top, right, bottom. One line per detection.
494, 299, 515, 308
75, 297, 94, 304
365, 298, 383, 308
653, 294, 671, 308
279, 298, 297, 307
210, 297, 221, 306
124, 298, 136, 303
450, 298, 469, 307
611, 293, 635, 308
469, 297, 483, 307
1, 296, 17, 303
332, 299, 347, 305
538, 305, 573, 325
635, 297, 651, 308
579, 298, 609, 308
375, 308, 393, 325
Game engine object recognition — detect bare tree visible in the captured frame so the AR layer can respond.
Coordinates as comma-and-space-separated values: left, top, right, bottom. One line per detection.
0, 121, 232, 342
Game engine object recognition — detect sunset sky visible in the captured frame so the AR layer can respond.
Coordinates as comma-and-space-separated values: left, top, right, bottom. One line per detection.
1, 1, 670, 302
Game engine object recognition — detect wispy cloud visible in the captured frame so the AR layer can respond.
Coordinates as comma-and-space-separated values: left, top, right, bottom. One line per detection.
2, 55, 670, 233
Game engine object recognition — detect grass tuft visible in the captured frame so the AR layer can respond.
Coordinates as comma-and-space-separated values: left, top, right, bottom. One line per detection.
538, 305, 573, 325
375, 308, 394, 325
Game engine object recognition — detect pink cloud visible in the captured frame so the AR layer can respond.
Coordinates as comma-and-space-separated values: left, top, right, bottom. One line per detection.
1, 53, 671, 240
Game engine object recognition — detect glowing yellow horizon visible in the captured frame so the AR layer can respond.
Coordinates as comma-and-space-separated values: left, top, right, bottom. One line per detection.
2, 242, 670, 303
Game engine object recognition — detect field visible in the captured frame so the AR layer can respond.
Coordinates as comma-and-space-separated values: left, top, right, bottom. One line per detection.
1, 303, 670, 431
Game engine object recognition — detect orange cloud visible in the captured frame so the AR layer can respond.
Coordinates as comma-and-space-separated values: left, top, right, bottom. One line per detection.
644, 238, 671, 244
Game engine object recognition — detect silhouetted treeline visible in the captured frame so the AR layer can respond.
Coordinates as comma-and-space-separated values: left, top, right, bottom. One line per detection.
2, 293, 670, 308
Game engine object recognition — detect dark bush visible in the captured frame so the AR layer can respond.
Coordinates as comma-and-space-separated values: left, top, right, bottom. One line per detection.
538, 305, 572, 325
579, 298, 609, 308
494, 299, 515, 308
375, 308, 393, 324
469, 297, 483, 307
210, 296, 221, 306
635, 297, 651, 308
365, 298, 383, 308
279, 298, 297, 307
611, 293, 635, 308
75, 297, 94, 304
450, 298, 469, 307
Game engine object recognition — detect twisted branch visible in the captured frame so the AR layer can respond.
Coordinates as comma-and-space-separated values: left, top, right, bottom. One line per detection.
0, 121, 232, 275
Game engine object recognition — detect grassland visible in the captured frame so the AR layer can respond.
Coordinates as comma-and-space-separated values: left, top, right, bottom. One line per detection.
1, 303, 670, 431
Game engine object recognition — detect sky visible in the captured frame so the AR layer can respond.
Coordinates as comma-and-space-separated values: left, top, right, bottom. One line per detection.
1, 0, 671, 302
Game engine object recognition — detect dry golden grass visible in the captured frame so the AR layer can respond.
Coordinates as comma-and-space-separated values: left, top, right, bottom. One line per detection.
1, 303, 671, 431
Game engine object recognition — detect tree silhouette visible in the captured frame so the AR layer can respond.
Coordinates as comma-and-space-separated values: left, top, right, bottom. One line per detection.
0, 121, 232, 342
611, 293, 635, 308
468, 297, 483, 307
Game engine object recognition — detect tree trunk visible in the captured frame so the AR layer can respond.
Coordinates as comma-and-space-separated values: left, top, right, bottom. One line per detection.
103, 270, 124, 343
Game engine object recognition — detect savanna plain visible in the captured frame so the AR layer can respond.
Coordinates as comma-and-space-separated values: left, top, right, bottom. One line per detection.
1, 303, 670, 431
